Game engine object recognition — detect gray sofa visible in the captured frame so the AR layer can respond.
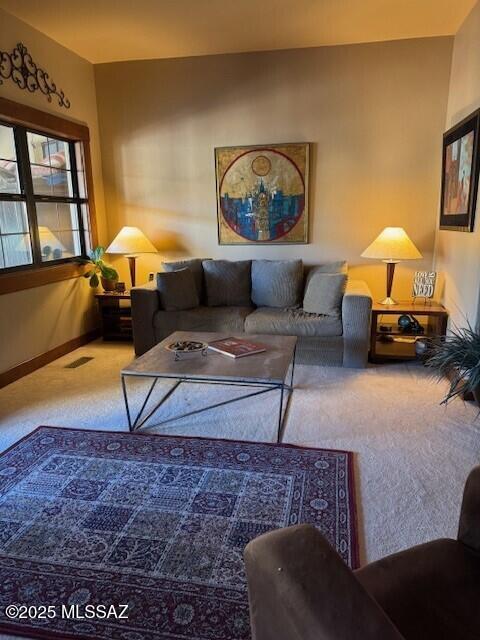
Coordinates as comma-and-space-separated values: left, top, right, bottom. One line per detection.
131, 259, 372, 368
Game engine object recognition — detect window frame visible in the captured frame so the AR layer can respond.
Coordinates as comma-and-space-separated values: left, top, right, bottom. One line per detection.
1, 125, 88, 272
0, 98, 98, 295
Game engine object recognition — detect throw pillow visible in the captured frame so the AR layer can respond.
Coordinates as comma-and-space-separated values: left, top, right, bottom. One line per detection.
162, 258, 209, 302
309, 260, 348, 274
303, 271, 347, 316
251, 259, 303, 308
156, 268, 199, 311
202, 260, 252, 307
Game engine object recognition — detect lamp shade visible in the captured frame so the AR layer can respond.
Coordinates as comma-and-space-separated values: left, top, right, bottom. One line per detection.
106, 226, 157, 255
38, 226, 67, 254
361, 227, 422, 262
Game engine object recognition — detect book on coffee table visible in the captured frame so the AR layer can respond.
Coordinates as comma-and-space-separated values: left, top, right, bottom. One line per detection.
208, 337, 266, 358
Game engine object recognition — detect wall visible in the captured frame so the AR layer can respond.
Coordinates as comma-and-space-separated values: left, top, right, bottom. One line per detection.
0, 8, 106, 374
434, 1, 480, 329
95, 37, 452, 301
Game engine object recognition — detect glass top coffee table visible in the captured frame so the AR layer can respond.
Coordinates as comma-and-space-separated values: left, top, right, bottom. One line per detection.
121, 331, 297, 442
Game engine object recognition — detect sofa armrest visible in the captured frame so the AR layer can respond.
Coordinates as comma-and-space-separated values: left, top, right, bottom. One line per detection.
458, 466, 480, 552
342, 279, 373, 368
244, 524, 403, 640
131, 281, 160, 356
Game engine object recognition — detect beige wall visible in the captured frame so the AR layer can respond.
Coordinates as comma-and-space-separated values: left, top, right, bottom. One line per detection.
434, 1, 480, 329
0, 8, 106, 374
95, 37, 452, 300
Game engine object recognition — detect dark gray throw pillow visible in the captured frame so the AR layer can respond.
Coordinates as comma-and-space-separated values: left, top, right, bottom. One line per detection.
309, 260, 348, 274
303, 271, 347, 316
251, 259, 303, 308
202, 260, 251, 307
156, 268, 199, 311
162, 258, 208, 302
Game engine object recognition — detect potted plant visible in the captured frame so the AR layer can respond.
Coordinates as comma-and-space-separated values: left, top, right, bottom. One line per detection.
425, 325, 480, 405
82, 247, 119, 291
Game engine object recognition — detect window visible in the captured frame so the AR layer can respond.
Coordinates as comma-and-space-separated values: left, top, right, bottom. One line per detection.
0, 121, 93, 274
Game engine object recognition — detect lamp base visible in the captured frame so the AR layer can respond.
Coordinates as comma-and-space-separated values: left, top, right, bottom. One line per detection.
381, 261, 399, 307
380, 296, 398, 306
127, 255, 137, 288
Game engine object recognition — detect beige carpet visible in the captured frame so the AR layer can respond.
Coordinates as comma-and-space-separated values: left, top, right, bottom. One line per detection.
1, 339, 479, 571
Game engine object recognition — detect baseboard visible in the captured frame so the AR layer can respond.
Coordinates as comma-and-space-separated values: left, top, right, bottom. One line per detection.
0, 328, 101, 389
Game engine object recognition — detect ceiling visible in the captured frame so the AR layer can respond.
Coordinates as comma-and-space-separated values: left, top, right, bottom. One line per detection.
0, 0, 476, 64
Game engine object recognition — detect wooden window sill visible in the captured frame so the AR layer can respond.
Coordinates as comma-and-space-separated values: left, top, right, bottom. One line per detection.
0, 262, 88, 295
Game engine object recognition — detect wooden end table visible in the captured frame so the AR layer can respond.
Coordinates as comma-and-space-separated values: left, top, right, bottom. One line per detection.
95, 291, 132, 341
370, 300, 448, 363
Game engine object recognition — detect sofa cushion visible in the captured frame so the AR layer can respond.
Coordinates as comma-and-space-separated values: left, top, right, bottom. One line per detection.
303, 272, 347, 316
153, 306, 254, 341
202, 260, 251, 307
163, 258, 208, 302
156, 269, 199, 311
244, 307, 342, 337
251, 260, 303, 308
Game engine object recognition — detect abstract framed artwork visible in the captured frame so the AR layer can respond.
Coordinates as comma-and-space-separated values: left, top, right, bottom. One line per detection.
215, 143, 310, 245
440, 109, 480, 232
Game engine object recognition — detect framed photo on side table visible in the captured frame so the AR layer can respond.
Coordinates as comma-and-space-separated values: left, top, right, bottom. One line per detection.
440, 109, 480, 232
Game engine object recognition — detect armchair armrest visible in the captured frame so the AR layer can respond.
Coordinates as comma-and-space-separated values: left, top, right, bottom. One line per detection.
244, 524, 403, 640
342, 279, 373, 368
458, 466, 480, 552
131, 281, 160, 356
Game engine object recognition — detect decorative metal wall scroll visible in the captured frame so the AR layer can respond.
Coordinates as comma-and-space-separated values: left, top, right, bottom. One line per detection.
0, 43, 70, 109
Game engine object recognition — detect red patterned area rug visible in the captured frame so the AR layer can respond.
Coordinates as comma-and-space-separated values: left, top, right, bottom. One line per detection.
0, 426, 358, 640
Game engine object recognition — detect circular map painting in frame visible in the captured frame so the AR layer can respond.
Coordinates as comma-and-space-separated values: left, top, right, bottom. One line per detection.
215, 143, 309, 244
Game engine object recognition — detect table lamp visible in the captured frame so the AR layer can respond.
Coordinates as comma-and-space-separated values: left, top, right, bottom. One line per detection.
361, 227, 422, 305
106, 226, 157, 288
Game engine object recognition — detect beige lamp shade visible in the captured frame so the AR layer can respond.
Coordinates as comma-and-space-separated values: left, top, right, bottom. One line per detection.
38, 226, 67, 255
361, 227, 422, 305
106, 226, 156, 289
106, 226, 157, 255
361, 227, 422, 262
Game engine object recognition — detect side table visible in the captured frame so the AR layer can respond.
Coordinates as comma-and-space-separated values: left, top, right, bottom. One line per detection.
370, 301, 448, 363
95, 292, 132, 341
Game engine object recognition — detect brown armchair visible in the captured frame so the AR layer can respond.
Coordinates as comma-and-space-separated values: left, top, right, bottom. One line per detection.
244, 466, 480, 640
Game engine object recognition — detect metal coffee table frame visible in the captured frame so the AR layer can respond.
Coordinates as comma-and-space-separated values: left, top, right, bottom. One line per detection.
121, 346, 296, 443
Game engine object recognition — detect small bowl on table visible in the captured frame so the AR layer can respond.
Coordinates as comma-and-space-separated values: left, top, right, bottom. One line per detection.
165, 340, 208, 361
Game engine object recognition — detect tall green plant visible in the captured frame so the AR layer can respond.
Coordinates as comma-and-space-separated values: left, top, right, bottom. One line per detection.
82, 247, 118, 288
425, 325, 480, 404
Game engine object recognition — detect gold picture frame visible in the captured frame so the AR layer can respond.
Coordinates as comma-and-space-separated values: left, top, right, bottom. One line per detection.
215, 142, 310, 245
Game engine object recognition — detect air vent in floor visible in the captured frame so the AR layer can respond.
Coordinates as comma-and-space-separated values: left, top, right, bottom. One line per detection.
64, 357, 94, 369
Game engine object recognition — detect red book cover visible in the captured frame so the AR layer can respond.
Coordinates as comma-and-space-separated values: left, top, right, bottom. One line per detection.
208, 337, 266, 358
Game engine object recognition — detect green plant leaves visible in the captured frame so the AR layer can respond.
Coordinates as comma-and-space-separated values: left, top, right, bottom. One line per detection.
425, 325, 480, 404
82, 246, 117, 286
89, 273, 99, 288
89, 246, 105, 263
99, 264, 118, 280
